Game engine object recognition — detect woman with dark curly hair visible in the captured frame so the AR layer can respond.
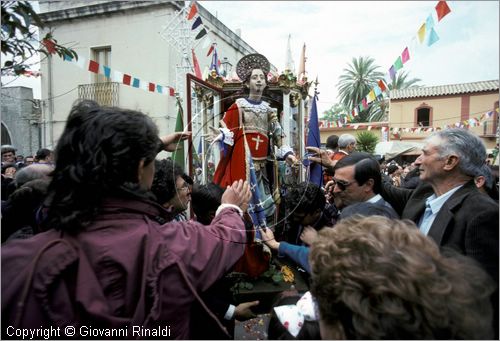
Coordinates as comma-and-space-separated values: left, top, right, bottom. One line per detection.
310, 215, 495, 339
2, 100, 252, 339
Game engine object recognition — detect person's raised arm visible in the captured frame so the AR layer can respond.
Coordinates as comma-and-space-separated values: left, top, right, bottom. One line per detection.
160, 131, 191, 152
306, 146, 337, 171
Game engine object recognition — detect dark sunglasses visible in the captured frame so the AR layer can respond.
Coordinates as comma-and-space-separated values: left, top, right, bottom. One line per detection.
332, 178, 354, 191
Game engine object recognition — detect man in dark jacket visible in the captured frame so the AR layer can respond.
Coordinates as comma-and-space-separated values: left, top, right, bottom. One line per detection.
380, 128, 499, 337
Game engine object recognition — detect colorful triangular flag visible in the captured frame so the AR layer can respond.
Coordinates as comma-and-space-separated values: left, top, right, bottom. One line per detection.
195, 28, 207, 40
192, 49, 203, 78
191, 16, 202, 30
417, 23, 426, 43
427, 27, 440, 46
389, 65, 396, 80
426, 14, 435, 30
393, 56, 403, 72
435, 1, 451, 22
187, 2, 198, 20
401, 47, 410, 64
378, 79, 387, 92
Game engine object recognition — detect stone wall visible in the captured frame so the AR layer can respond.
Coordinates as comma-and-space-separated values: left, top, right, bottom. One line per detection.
1, 87, 42, 157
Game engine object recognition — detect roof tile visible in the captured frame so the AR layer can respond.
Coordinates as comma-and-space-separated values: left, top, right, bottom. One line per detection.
390, 80, 499, 100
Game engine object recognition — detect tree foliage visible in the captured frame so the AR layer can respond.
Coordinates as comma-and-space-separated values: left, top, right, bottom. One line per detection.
322, 102, 349, 121
356, 131, 379, 154
388, 70, 422, 90
337, 56, 385, 122
1, 1, 78, 75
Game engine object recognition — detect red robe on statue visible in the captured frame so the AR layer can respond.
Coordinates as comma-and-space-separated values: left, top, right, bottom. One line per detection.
213, 101, 271, 278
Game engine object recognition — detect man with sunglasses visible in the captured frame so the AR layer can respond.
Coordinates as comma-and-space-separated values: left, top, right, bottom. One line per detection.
330, 152, 398, 218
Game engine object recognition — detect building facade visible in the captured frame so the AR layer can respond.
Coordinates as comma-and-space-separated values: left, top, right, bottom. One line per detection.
1, 86, 42, 157
38, 1, 258, 149
388, 80, 499, 150
319, 80, 499, 158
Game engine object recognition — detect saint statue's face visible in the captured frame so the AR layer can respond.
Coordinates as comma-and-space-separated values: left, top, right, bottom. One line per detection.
247, 69, 266, 95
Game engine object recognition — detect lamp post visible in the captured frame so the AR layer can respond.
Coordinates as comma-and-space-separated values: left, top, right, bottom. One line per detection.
221, 57, 232, 78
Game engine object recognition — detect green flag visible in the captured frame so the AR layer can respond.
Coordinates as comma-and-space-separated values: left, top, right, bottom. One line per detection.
171, 98, 185, 170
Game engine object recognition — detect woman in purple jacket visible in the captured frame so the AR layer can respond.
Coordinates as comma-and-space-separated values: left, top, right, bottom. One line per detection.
2, 100, 251, 339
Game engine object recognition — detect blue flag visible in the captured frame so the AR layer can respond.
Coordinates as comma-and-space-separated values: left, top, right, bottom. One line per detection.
247, 156, 267, 237
304, 94, 323, 187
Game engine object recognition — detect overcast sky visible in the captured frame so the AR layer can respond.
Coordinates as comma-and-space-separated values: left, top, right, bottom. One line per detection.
200, 1, 499, 114
3, 1, 498, 116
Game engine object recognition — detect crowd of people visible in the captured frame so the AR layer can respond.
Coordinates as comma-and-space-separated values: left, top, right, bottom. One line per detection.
1, 53, 499, 340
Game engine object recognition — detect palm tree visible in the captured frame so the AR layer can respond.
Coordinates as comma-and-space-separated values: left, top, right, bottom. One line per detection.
337, 56, 384, 122
389, 70, 422, 90
356, 131, 379, 154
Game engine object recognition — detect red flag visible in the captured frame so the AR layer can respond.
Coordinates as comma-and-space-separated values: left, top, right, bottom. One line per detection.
401, 47, 410, 64
169, 87, 175, 96
435, 1, 451, 21
362, 98, 368, 109
149, 83, 155, 92
192, 49, 202, 78
206, 44, 215, 56
378, 79, 387, 92
187, 2, 198, 20
123, 74, 131, 85
88, 60, 99, 73
42, 39, 56, 54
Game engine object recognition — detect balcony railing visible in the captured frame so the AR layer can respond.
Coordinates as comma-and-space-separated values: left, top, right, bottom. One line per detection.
78, 82, 119, 107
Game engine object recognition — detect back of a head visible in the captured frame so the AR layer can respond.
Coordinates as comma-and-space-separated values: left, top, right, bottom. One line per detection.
191, 182, 224, 225
45, 100, 160, 233
268, 294, 321, 340
285, 181, 325, 214
15, 163, 53, 188
326, 135, 339, 150
309, 215, 495, 339
387, 164, 399, 175
151, 158, 184, 206
337, 134, 356, 149
35, 148, 52, 161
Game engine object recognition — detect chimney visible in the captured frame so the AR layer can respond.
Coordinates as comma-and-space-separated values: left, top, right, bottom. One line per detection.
235, 29, 241, 37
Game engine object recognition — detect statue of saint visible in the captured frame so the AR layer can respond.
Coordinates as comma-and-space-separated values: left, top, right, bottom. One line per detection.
211, 54, 298, 277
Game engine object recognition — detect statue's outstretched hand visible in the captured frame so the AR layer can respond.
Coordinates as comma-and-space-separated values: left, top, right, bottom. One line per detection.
203, 126, 220, 144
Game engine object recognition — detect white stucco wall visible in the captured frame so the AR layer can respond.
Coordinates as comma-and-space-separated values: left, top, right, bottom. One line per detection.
38, 1, 258, 149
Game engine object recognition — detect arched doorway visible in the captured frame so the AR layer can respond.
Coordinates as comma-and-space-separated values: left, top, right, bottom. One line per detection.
1, 122, 12, 145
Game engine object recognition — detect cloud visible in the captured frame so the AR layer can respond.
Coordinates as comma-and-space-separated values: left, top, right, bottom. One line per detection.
200, 1, 499, 114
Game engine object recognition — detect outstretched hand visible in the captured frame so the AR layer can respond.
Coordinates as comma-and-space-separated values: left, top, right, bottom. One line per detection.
306, 146, 337, 169
203, 126, 220, 144
221, 180, 252, 211
160, 131, 191, 152
300, 226, 318, 246
234, 300, 259, 321
259, 227, 280, 250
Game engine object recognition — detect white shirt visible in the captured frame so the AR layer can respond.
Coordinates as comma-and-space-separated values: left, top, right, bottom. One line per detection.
418, 185, 463, 235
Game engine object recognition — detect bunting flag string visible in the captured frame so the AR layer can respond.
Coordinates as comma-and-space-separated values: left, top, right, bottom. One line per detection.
186, 0, 212, 42
63, 54, 175, 96
339, 0, 452, 124
318, 108, 497, 133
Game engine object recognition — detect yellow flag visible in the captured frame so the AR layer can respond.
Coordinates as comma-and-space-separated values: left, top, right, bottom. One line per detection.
368, 89, 376, 101
417, 23, 426, 43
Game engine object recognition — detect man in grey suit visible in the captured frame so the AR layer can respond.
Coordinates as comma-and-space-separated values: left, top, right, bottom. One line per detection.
380, 128, 499, 336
